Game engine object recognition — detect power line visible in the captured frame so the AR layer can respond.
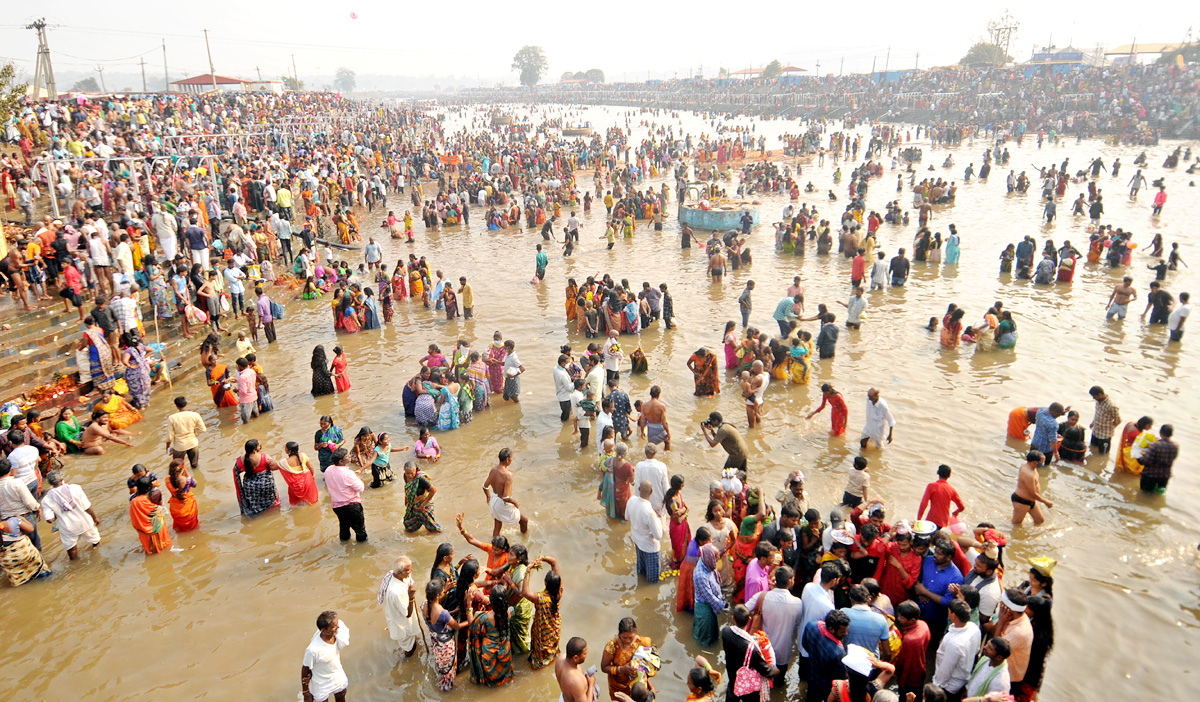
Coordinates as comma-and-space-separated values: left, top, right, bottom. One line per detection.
52, 46, 158, 64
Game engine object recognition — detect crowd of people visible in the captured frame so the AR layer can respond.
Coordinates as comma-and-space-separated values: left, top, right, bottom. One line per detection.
0, 74, 1190, 702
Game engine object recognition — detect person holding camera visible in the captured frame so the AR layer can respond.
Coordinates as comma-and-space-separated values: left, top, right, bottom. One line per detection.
701, 412, 749, 472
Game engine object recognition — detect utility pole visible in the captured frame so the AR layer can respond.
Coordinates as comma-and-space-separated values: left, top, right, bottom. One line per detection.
203, 29, 217, 92
95, 65, 107, 93
162, 40, 170, 92
26, 17, 58, 99
839, 56, 844, 76
139, 58, 147, 92
915, 52, 920, 70
255, 66, 262, 81
884, 46, 891, 75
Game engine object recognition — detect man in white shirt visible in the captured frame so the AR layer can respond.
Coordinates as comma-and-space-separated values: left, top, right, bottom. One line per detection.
223, 258, 247, 317
860, 387, 897, 450
595, 397, 614, 453
633, 444, 669, 524
301, 611, 351, 702
1168, 292, 1190, 343
40, 469, 101, 559
152, 205, 179, 261
626, 481, 663, 584
585, 356, 605, 404
2, 436, 43, 551
570, 380, 592, 450
602, 330, 623, 383
109, 288, 140, 334
553, 354, 574, 422
932, 600, 981, 697
380, 557, 420, 657
796, 563, 842, 668
746, 566, 804, 680
964, 636, 1012, 698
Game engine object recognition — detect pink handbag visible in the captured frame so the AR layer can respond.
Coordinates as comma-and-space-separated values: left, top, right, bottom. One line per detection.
731, 638, 762, 697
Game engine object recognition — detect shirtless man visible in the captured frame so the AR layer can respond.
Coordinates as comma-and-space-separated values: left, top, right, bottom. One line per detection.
1011, 450, 1054, 526
555, 637, 596, 702
1105, 276, 1138, 320
742, 360, 769, 429
483, 447, 529, 537
641, 385, 670, 451
709, 247, 727, 284
80, 409, 135, 455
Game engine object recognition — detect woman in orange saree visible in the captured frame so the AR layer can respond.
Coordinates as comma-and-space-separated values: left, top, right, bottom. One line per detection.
565, 279, 579, 322
130, 486, 173, 554
205, 357, 238, 408
167, 459, 199, 532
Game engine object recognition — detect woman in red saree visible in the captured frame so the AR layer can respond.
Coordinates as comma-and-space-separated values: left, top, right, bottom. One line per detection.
392, 261, 409, 301
167, 459, 199, 532
484, 333, 507, 394
204, 356, 238, 408
280, 441, 320, 505
130, 485, 172, 555
331, 346, 352, 393
665, 475, 691, 568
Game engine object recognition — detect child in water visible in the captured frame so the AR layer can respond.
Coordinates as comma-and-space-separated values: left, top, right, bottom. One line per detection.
370, 432, 410, 488
414, 427, 441, 461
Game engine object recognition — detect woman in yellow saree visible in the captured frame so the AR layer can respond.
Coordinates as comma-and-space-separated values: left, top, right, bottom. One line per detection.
97, 388, 143, 430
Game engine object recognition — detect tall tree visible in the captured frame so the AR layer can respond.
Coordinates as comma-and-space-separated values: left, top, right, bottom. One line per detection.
512, 45, 548, 88
334, 67, 356, 93
560, 71, 574, 82
959, 42, 1011, 66
282, 75, 305, 91
0, 63, 25, 122
585, 68, 605, 83
762, 59, 783, 79
71, 76, 100, 93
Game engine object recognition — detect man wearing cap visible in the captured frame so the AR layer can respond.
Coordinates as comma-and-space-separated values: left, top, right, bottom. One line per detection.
932, 599, 980, 699
994, 588, 1033, 695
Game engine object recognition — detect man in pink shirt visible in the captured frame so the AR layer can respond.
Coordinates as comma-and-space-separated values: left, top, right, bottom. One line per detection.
234, 357, 259, 425
917, 464, 965, 528
324, 448, 367, 542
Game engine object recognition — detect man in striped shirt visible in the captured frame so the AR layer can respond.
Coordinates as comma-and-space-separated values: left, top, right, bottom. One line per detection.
1088, 386, 1121, 455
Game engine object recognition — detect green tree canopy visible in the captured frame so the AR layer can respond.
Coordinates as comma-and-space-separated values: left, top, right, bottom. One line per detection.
512, 45, 548, 87
282, 75, 305, 91
959, 42, 1011, 66
71, 76, 100, 93
333, 67, 356, 92
585, 68, 605, 83
0, 63, 25, 122
762, 59, 783, 79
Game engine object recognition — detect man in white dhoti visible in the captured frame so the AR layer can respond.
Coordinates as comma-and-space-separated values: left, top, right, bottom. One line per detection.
483, 447, 529, 537
379, 556, 420, 657
860, 387, 897, 450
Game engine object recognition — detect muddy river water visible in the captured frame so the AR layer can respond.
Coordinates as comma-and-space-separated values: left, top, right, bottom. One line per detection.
3, 105, 1198, 701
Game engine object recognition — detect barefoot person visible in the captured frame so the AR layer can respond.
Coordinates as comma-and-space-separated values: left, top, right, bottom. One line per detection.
301, 610, 351, 702
483, 447, 529, 536
80, 410, 135, 455
641, 385, 671, 451
556, 637, 597, 702
1012, 451, 1054, 526
379, 556, 420, 658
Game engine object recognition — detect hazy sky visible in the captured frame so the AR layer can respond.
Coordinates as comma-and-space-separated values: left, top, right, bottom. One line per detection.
1, 1, 1194, 86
